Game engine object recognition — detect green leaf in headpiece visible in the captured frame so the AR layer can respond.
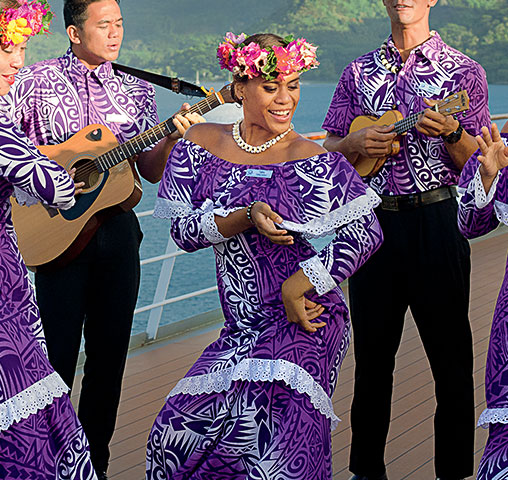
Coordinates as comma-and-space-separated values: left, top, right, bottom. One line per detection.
283, 34, 294, 45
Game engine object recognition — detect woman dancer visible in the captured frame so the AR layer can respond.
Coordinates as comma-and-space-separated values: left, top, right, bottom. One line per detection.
457, 122, 508, 480
0, 1, 96, 478
146, 33, 384, 479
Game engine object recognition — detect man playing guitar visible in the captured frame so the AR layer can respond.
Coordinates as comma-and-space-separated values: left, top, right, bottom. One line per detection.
1, 0, 203, 478
322, 1, 489, 479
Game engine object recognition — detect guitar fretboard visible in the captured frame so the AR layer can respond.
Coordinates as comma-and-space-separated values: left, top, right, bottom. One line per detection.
93, 93, 224, 173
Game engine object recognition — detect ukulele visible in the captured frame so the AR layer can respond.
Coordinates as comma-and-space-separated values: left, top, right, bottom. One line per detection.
350, 90, 470, 177
11, 84, 234, 269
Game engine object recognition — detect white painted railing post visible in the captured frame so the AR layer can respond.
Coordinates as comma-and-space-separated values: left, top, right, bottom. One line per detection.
145, 237, 178, 341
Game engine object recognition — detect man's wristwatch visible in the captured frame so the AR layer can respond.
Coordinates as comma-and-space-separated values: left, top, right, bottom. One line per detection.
441, 123, 464, 144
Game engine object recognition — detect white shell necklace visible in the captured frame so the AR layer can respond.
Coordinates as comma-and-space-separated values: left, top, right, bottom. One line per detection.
379, 31, 436, 75
232, 119, 294, 154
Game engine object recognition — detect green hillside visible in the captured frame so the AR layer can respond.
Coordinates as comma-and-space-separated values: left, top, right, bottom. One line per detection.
25, 0, 508, 83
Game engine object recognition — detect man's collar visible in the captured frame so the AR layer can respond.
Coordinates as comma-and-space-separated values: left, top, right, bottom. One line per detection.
385, 31, 444, 62
63, 47, 113, 82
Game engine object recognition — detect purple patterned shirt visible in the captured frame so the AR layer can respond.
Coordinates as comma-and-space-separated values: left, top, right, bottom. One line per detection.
322, 32, 490, 195
0, 47, 159, 147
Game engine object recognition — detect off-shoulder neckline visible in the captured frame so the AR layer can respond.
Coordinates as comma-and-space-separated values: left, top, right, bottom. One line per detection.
178, 138, 334, 166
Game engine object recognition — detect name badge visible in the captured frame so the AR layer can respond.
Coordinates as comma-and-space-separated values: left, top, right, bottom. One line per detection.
245, 169, 273, 179
418, 81, 441, 97
106, 113, 130, 123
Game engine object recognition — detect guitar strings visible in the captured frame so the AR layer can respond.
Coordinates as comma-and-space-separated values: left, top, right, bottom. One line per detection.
72, 94, 223, 181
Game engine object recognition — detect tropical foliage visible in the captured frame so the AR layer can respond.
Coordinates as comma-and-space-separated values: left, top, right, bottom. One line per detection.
26, 0, 508, 83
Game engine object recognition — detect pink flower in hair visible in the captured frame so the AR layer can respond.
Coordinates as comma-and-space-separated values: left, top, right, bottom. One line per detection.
216, 32, 319, 80
296, 38, 319, 68
239, 42, 269, 79
217, 42, 235, 70
272, 44, 305, 77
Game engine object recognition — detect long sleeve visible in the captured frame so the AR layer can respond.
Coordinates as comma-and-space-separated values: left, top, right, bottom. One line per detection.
281, 153, 383, 295
154, 140, 229, 252
0, 115, 75, 209
457, 137, 508, 240
310, 210, 383, 290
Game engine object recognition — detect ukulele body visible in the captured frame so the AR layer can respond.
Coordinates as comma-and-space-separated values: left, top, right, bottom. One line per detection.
349, 110, 404, 177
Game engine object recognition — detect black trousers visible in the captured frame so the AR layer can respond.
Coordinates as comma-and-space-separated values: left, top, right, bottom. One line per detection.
348, 198, 474, 478
35, 210, 143, 472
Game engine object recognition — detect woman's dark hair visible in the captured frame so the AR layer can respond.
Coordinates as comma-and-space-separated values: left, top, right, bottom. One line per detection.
231, 33, 286, 105
63, 0, 120, 29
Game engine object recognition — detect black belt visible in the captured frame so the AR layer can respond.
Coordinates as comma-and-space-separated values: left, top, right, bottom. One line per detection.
379, 186, 457, 211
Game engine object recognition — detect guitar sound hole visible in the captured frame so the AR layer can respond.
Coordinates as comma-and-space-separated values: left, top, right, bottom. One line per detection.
73, 159, 100, 189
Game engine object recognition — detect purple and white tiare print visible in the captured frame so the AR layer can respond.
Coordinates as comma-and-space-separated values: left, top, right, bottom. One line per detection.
146, 139, 383, 479
458, 133, 508, 480
322, 32, 490, 195
0, 114, 96, 479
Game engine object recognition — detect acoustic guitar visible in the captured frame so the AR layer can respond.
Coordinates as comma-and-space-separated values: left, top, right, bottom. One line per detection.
350, 90, 470, 177
11, 84, 234, 269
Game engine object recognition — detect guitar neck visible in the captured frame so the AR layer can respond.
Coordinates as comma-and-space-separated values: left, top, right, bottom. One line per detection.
94, 92, 224, 173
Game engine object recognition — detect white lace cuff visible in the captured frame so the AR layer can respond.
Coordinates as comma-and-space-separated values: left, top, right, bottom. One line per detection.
472, 166, 500, 209
279, 188, 381, 238
201, 210, 227, 244
478, 407, 508, 428
168, 358, 340, 430
300, 255, 337, 295
494, 200, 508, 227
0, 371, 69, 431
153, 198, 192, 219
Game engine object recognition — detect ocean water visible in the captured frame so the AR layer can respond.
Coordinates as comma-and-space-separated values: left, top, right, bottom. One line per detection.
132, 83, 508, 335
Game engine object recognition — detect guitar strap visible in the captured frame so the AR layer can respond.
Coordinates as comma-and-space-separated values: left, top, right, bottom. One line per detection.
112, 63, 208, 98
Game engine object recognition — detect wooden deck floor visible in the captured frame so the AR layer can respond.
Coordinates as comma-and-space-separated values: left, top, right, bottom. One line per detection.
71, 231, 508, 480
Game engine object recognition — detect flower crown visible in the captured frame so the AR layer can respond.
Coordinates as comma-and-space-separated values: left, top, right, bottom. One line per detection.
217, 32, 319, 81
0, 0, 53, 47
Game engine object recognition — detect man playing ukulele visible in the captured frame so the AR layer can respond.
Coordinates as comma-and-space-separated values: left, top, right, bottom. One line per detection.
1, 1, 203, 478
322, 1, 489, 479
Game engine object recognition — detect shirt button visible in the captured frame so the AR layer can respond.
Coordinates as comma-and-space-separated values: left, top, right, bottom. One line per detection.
400, 71, 405, 76
90, 97, 95, 102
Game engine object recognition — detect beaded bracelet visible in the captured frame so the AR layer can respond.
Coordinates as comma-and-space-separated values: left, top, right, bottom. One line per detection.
246, 201, 258, 224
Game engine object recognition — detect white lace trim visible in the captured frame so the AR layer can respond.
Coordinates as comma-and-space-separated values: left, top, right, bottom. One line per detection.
0, 371, 69, 431
168, 358, 340, 430
478, 407, 508, 428
279, 188, 381, 239
201, 210, 227, 244
494, 200, 508, 227
153, 198, 192, 219
300, 255, 337, 295
473, 166, 500, 209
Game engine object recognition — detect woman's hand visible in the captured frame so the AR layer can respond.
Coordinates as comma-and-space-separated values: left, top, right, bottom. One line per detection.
250, 201, 294, 245
477, 123, 508, 177
69, 167, 85, 196
282, 269, 326, 333
476, 123, 508, 194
